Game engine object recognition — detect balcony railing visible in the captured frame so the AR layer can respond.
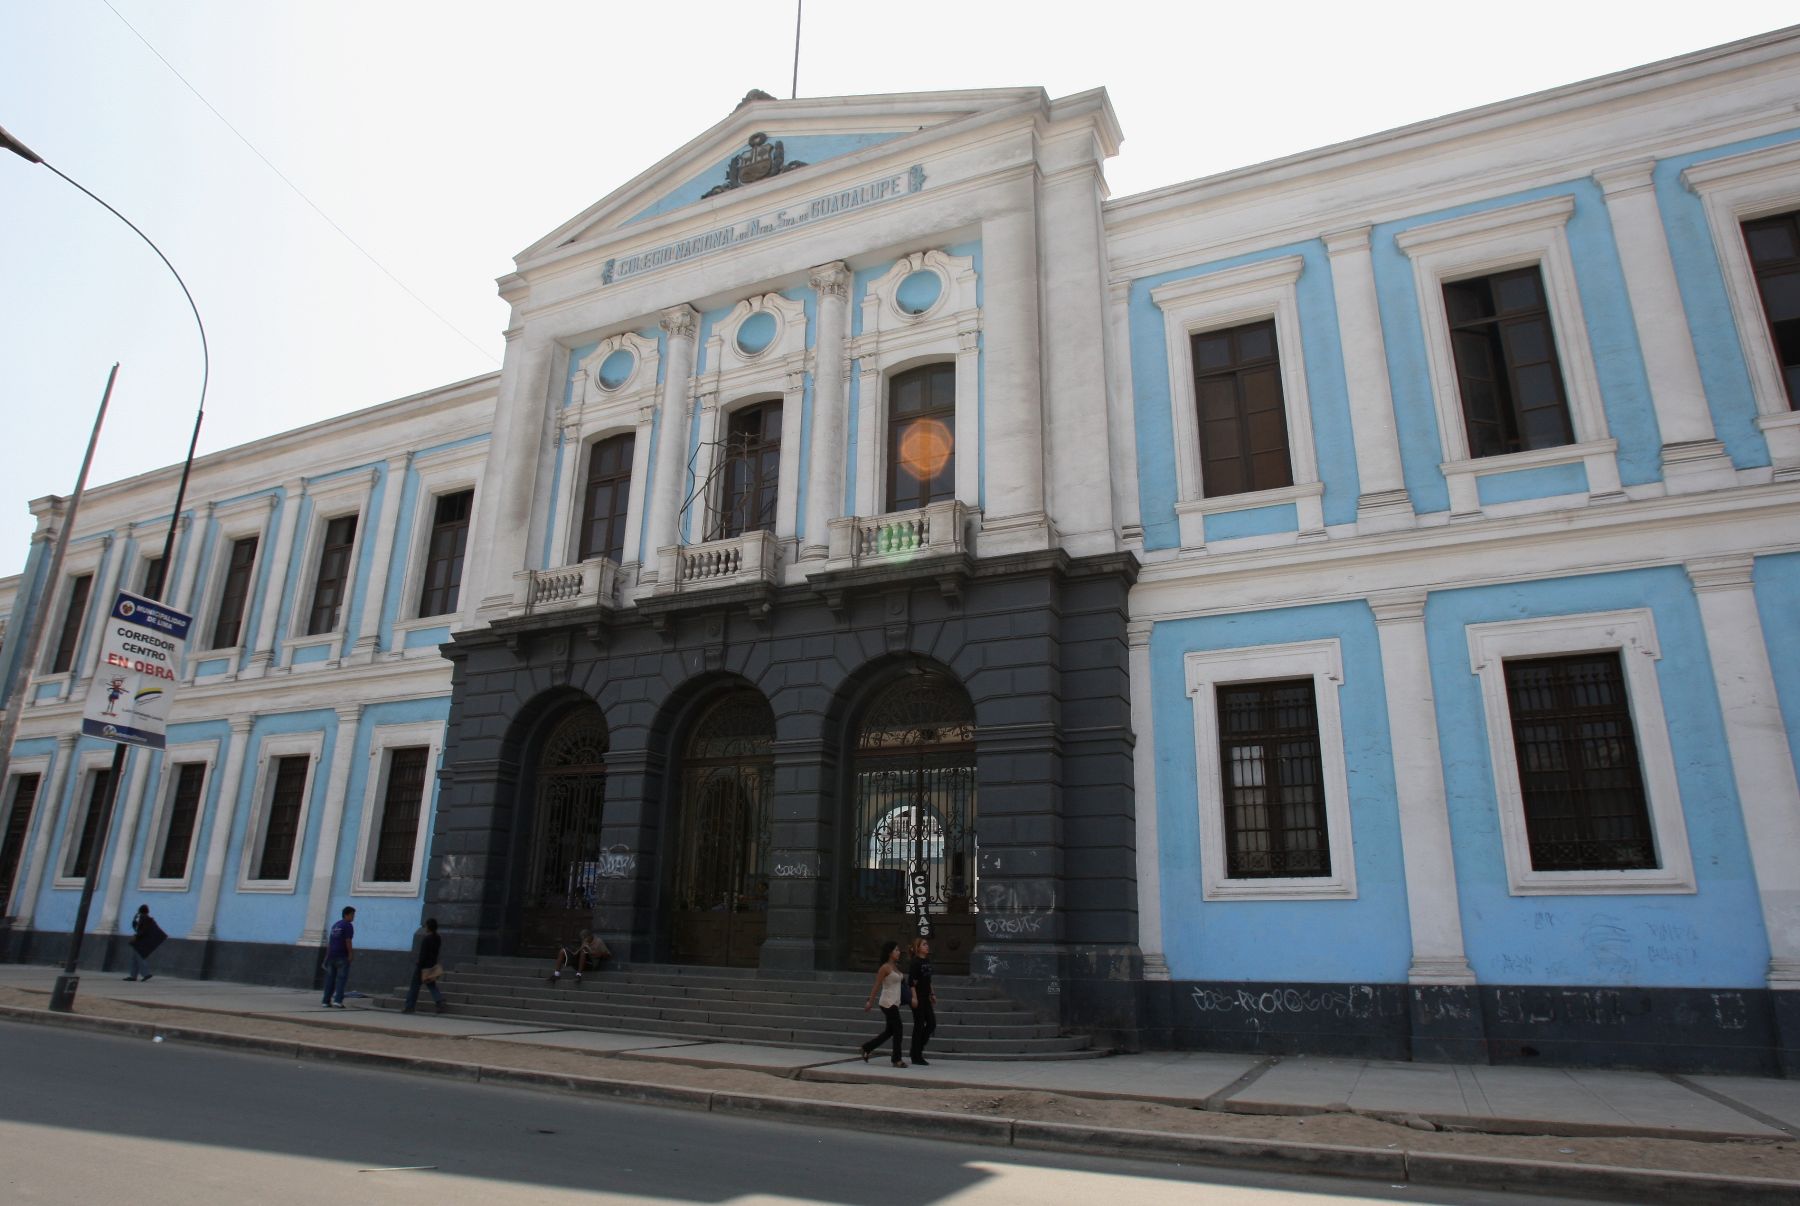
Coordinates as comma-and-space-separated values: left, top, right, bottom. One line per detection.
654, 529, 781, 595
510, 556, 621, 616
825, 500, 971, 572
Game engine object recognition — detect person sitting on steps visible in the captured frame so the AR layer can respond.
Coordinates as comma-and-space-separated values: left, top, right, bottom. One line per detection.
551, 929, 611, 984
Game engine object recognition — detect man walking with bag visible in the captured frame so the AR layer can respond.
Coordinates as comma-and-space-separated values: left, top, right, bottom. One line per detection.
402, 918, 446, 1014
125, 904, 165, 981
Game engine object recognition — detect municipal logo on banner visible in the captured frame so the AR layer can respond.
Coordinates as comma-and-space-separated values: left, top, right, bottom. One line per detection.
81, 591, 190, 750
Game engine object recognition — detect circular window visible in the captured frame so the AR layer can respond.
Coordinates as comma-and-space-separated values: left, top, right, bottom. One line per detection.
736, 311, 778, 356
595, 348, 635, 390
895, 270, 943, 315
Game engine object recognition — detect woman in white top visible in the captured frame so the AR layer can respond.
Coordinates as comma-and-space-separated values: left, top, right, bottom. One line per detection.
858, 940, 908, 1066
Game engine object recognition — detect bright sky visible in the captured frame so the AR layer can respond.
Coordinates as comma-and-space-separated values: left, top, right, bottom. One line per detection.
1, 1, 1794, 575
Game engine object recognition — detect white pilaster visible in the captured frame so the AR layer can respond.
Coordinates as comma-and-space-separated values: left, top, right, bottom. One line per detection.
173, 506, 211, 616
243, 480, 304, 677
10, 734, 76, 926
188, 716, 255, 940
299, 704, 363, 945
97, 746, 152, 934
802, 262, 850, 562
977, 184, 1051, 553
1371, 590, 1475, 985
1323, 228, 1413, 531
1594, 162, 1737, 493
348, 455, 412, 663
469, 333, 557, 622
1687, 556, 1800, 986
644, 305, 700, 572
1127, 621, 1168, 979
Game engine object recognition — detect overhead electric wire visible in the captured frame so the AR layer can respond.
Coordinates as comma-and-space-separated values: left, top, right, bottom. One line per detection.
101, 0, 499, 366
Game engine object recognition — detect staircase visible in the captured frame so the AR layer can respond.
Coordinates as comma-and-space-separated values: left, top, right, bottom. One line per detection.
371, 958, 1102, 1060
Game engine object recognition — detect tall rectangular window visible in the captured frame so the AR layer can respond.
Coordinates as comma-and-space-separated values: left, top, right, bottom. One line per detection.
156, 762, 208, 880
1742, 209, 1800, 408
210, 536, 258, 649
1444, 267, 1575, 457
417, 490, 473, 617
1216, 679, 1329, 878
370, 747, 429, 882
66, 767, 113, 880
255, 755, 310, 880
49, 574, 93, 674
1504, 652, 1656, 872
714, 401, 781, 539
1191, 320, 1294, 497
887, 363, 957, 511
306, 516, 358, 635
1, 773, 42, 909
578, 435, 634, 564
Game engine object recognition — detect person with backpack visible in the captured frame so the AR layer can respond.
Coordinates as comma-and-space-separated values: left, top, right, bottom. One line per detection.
124, 904, 165, 982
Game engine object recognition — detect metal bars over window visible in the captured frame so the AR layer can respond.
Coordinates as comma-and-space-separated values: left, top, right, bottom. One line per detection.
371, 746, 429, 882
156, 762, 207, 880
66, 767, 112, 880
1503, 652, 1657, 872
1215, 679, 1330, 878
1, 773, 41, 908
256, 755, 310, 880
1444, 267, 1575, 457
712, 402, 781, 540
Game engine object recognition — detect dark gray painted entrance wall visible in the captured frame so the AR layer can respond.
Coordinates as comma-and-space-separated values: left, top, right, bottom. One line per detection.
426, 550, 1145, 1044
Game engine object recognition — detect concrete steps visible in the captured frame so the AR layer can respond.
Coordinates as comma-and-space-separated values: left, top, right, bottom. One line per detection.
371, 957, 1101, 1060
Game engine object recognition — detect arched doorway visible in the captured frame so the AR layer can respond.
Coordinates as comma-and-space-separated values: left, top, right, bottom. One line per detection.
516, 705, 608, 955
669, 688, 774, 967
846, 670, 978, 972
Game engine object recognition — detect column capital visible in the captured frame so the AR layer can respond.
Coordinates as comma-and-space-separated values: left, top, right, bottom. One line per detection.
1126, 619, 1153, 648
1592, 159, 1657, 199
1321, 225, 1373, 256
808, 261, 849, 298
1368, 588, 1429, 625
1687, 554, 1756, 593
333, 703, 364, 725
228, 715, 256, 736
659, 304, 699, 342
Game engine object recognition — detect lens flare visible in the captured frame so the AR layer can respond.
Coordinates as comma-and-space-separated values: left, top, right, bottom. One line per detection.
897, 417, 953, 482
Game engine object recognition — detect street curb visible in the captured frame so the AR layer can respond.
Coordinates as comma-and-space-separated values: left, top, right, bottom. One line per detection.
5, 1002, 1798, 1204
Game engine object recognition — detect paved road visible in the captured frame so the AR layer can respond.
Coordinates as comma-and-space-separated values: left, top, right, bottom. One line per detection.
0, 1019, 1596, 1205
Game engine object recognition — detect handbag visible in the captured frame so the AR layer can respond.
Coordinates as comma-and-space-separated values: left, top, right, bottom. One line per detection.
420, 963, 444, 984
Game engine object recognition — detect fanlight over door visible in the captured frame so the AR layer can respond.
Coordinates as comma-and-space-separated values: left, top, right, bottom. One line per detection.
670, 689, 774, 967
848, 671, 978, 972
518, 707, 608, 955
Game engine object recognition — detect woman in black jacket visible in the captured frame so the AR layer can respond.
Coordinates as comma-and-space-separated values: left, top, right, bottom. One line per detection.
125, 904, 165, 982
402, 918, 446, 1014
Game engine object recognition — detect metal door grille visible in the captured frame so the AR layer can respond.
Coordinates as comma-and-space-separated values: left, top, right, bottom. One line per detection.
1504, 652, 1655, 871
523, 709, 609, 912
672, 690, 774, 915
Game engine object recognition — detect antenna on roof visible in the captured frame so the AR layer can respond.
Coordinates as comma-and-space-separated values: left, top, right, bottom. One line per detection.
791, 0, 803, 99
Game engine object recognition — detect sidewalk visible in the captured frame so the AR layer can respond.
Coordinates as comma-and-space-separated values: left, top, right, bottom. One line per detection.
2, 963, 1797, 1203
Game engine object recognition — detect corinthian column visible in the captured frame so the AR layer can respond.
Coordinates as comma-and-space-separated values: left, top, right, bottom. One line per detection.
802, 263, 850, 562
644, 305, 699, 577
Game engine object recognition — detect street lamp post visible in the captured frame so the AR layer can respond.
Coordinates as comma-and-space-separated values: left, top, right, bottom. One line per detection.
0, 123, 208, 1011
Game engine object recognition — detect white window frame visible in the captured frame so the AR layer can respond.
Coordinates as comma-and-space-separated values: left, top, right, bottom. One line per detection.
1184, 639, 1357, 901
852, 250, 982, 519
284, 471, 373, 657
1681, 142, 1800, 476
39, 541, 109, 692
194, 494, 276, 660
1151, 255, 1325, 547
553, 330, 660, 576
394, 445, 486, 639
1465, 609, 1695, 896
129, 522, 173, 598
237, 731, 324, 892
3, 753, 53, 912
137, 740, 218, 891
1395, 195, 1622, 517
349, 722, 442, 896
55, 749, 119, 886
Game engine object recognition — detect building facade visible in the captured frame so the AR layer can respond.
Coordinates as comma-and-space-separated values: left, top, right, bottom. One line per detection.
4, 30, 1799, 1072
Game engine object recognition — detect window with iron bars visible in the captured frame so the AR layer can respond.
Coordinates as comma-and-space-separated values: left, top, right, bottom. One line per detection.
1215, 679, 1330, 878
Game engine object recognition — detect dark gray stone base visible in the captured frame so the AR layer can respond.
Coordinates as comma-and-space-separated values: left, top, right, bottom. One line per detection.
1410, 984, 1488, 1064
4, 929, 416, 1000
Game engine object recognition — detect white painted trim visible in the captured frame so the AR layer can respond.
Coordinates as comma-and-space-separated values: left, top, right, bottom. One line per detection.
54, 748, 119, 887
1396, 196, 1618, 508
1681, 142, 1800, 476
1465, 609, 1696, 895
2, 754, 52, 912
192, 495, 277, 661
558, 330, 661, 570
349, 721, 442, 896
136, 740, 219, 891
236, 731, 325, 892
396, 445, 486, 624
1183, 638, 1357, 901
285, 471, 375, 646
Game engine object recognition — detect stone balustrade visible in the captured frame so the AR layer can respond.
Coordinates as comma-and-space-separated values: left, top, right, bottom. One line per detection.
825, 500, 971, 572
509, 556, 621, 616
654, 529, 781, 595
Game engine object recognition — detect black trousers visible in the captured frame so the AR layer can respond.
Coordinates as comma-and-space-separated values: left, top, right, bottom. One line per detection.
863, 1005, 904, 1062
910, 1002, 936, 1060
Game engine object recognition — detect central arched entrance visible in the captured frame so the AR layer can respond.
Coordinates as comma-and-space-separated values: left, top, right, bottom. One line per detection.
669, 688, 774, 967
846, 669, 978, 973
517, 705, 609, 955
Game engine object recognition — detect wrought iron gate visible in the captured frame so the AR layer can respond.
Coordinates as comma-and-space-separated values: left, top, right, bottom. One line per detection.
848, 671, 978, 972
670, 689, 774, 967
517, 707, 608, 955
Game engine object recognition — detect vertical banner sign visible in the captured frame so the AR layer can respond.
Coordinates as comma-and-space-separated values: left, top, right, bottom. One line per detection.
908, 864, 933, 937
81, 591, 189, 749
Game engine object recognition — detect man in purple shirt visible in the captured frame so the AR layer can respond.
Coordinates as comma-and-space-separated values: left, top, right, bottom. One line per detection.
321, 906, 355, 1008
